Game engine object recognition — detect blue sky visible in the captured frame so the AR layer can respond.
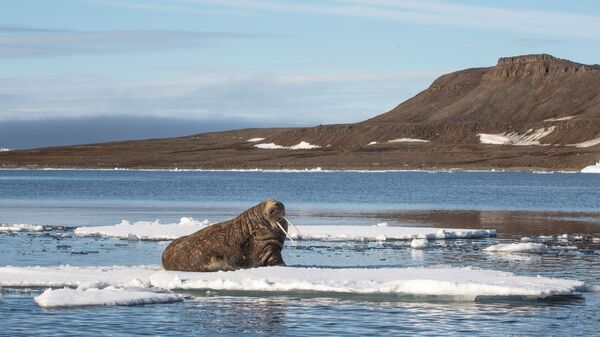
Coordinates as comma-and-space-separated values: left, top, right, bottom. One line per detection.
2, 0, 600, 148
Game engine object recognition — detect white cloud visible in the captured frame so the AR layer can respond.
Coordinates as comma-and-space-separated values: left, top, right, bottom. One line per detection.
0, 69, 440, 123
93, 0, 600, 40
0, 25, 266, 58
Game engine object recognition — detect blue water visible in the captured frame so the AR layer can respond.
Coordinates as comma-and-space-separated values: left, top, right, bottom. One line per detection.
1, 170, 599, 336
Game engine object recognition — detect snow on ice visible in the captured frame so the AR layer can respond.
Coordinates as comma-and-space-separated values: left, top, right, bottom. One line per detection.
0, 265, 584, 300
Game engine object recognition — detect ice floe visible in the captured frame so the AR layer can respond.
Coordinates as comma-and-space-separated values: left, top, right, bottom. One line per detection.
74, 221, 496, 242
0, 265, 584, 300
0, 224, 44, 232
484, 243, 549, 254
246, 137, 265, 142
34, 286, 182, 308
410, 239, 429, 249
388, 138, 430, 143
0, 265, 160, 288
289, 226, 496, 242
254, 141, 321, 150
478, 126, 556, 146
74, 217, 210, 240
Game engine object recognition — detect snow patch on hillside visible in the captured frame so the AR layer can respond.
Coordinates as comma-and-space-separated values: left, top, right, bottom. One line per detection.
478, 126, 556, 146
388, 138, 430, 143
569, 137, 600, 148
246, 137, 265, 142
254, 141, 321, 150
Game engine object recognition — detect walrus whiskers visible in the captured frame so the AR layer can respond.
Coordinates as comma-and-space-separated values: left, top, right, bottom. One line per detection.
276, 220, 296, 243
283, 216, 301, 236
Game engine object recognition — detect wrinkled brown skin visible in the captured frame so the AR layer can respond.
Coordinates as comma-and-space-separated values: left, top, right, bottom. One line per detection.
161, 199, 289, 272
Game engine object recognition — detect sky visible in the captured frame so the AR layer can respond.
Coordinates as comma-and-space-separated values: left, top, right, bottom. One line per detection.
2, 0, 600, 149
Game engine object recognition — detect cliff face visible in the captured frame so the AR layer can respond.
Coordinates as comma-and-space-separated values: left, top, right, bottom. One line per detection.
1, 54, 600, 171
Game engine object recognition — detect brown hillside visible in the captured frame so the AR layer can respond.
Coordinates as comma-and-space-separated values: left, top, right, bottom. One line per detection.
2, 54, 600, 171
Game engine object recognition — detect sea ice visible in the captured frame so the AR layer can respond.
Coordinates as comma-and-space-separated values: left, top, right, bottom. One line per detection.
74, 221, 496, 242
0, 265, 160, 288
289, 226, 496, 242
34, 286, 182, 308
0, 265, 584, 300
0, 224, 44, 232
74, 217, 210, 240
410, 239, 429, 249
484, 243, 549, 254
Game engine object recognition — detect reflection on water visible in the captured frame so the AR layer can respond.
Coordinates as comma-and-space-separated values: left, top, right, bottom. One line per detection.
2, 291, 597, 337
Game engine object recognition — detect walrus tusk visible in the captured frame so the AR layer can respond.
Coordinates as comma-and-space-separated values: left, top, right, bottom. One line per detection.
276, 221, 296, 243
283, 216, 302, 236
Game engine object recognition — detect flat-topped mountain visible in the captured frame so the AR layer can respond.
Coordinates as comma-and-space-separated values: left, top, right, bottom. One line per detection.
2, 54, 600, 171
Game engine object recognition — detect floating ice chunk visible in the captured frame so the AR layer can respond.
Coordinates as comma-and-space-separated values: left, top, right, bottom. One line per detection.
375, 234, 387, 241
1, 265, 584, 300
74, 218, 210, 240
0, 224, 44, 232
573, 235, 584, 241
0, 265, 161, 288
539, 235, 554, 241
388, 138, 430, 143
478, 126, 556, 146
246, 138, 265, 142
520, 237, 534, 242
34, 286, 182, 308
150, 266, 583, 299
410, 239, 429, 249
75, 221, 495, 242
593, 238, 600, 243
288, 226, 496, 242
484, 243, 549, 254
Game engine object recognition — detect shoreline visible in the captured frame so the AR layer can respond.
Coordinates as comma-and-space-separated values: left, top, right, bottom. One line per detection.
0, 166, 584, 174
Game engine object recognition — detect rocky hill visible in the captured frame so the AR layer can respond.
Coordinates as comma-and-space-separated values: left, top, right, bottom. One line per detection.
2, 54, 600, 171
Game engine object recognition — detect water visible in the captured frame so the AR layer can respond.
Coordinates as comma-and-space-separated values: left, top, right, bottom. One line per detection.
1, 170, 599, 336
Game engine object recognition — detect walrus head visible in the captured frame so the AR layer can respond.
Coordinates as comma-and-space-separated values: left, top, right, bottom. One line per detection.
260, 199, 299, 242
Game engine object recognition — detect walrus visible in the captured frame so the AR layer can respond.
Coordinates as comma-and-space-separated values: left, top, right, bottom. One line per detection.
162, 199, 299, 272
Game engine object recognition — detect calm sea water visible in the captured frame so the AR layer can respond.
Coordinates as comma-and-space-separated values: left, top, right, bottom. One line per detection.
1, 170, 599, 336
